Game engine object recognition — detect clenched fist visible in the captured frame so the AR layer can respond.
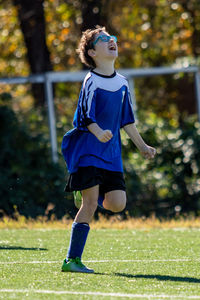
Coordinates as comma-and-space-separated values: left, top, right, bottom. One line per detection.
97, 129, 113, 143
140, 145, 156, 159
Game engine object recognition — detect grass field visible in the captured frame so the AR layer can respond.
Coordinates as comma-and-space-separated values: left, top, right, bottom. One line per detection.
1, 221, 200, 299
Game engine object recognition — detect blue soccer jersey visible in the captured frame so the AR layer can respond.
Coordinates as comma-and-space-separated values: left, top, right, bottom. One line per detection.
61, 70, 135, 174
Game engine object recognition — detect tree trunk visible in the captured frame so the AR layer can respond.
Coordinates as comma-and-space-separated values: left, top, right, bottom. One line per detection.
13, 0, 53, 106
80, 0, 106, 32
79, 0, 110, 70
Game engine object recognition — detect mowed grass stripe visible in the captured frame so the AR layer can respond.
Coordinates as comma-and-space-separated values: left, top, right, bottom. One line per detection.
0, 258, 200, 264
1, 289, 200, 299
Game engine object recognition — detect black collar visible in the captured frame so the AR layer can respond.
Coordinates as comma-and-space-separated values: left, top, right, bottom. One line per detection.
91, 70, 116, 78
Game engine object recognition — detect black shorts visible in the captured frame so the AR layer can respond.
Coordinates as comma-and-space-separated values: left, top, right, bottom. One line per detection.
65, 166, 126, 195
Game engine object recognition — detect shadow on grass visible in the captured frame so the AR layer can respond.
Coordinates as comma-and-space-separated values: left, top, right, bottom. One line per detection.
0, 245, 47, 251
114, 273, 200, 283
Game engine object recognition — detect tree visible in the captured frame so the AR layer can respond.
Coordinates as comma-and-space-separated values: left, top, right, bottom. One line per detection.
13, 0, 53, 106
80, 0, 107, 32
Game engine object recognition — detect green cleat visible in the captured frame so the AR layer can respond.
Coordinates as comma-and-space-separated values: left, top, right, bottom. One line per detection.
73, 191, 82, 209
61, 257, 94, 273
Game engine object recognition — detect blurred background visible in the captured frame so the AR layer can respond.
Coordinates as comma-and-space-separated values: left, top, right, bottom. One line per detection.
0, 0, 200, 220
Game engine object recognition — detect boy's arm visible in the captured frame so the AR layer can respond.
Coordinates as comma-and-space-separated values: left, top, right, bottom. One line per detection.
123, 123, 156, 159
87, 123, 113, 143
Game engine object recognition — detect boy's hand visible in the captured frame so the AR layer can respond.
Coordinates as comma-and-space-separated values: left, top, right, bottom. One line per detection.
140, 145, 156, 159
87, 123, 113, 143
97, 129, 113, 143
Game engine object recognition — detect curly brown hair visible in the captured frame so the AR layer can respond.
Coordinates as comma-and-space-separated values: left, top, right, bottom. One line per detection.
76, 25, 106, 69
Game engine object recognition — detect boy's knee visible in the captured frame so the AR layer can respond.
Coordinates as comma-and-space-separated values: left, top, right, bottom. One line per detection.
108, 198, 126, 213
90, 202, 98, 213
83, 199, 98, 213
111, 201, 126, 212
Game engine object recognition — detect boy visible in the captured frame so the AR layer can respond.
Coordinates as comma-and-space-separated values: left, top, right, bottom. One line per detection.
61, 26, 156, 273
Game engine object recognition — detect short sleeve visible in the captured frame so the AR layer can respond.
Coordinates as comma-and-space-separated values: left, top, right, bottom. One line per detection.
73, 74, 97, 130
120, 85, 135, 128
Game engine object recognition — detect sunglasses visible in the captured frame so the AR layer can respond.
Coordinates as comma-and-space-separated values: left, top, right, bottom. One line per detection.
93, 35, 117, 46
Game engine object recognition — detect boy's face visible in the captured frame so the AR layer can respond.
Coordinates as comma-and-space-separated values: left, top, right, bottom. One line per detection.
91, 31, 118, 60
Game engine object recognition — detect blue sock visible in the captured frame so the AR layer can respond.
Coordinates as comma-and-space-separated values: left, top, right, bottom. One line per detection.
66, 222, 90, 260
98, 194, 104, 209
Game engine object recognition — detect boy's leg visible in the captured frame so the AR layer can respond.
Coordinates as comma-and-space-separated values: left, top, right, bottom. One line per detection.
62, 185, 99, 273
74, 185, 99, 223
74, 191, 104, 210
73, 190, 125, 212
103, 190, 126, 212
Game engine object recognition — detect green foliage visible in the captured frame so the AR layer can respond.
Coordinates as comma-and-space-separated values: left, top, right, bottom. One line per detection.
1, 0, 200, 219
123, 110, 200, 217
1, 93, 200, 219
0, 96, 74, 219
1, 0, 199, 121
1, 0, 200, 76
